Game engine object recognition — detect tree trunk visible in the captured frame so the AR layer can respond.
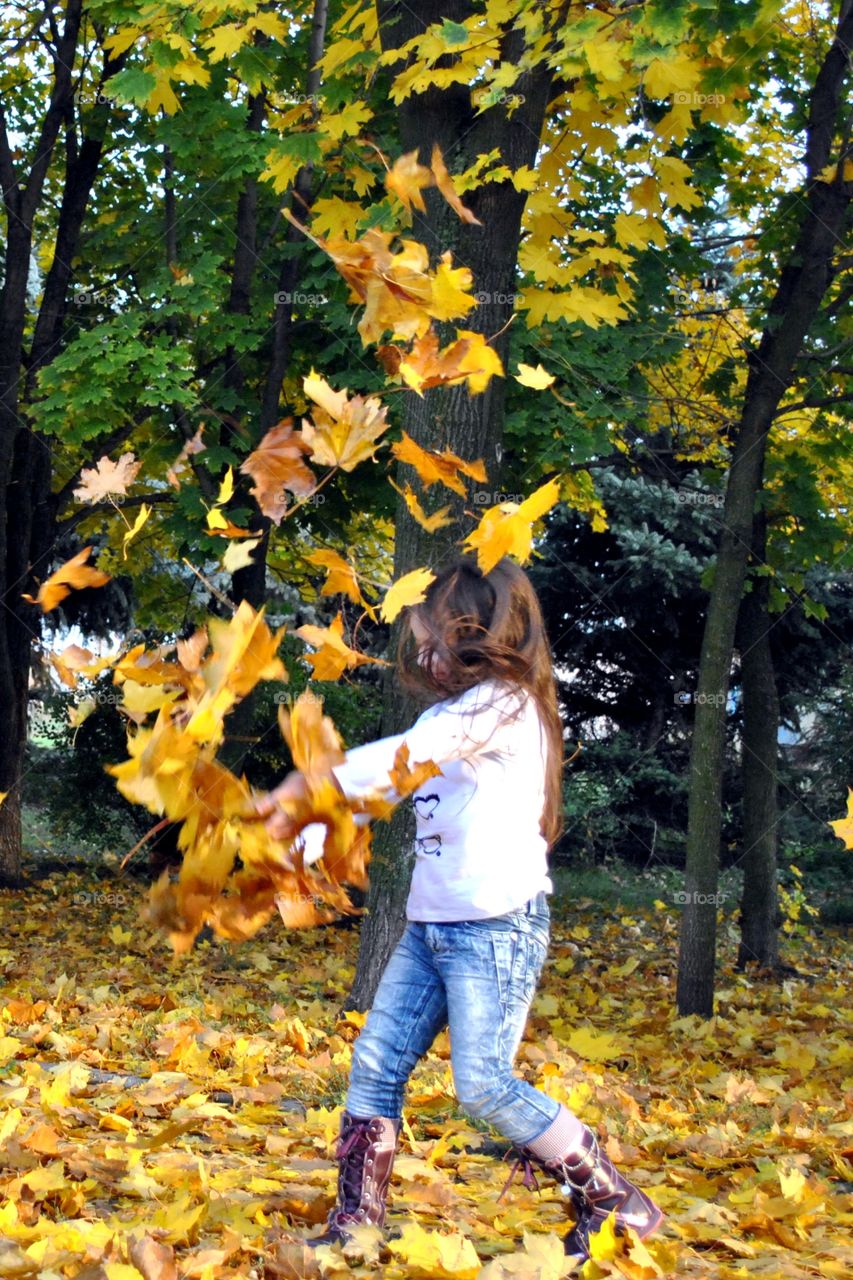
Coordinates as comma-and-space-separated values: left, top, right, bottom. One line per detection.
676, 0, 853, 1015
0, 0, 89, 885
346, 0, 562, 1010
221, 0, 329, 775
736, 512, 780, 971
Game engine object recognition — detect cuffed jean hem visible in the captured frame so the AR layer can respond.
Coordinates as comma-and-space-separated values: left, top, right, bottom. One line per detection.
345, 891, 562, 1146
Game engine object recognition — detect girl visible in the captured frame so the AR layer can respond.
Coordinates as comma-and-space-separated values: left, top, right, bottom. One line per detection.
256, 557, 663, 1264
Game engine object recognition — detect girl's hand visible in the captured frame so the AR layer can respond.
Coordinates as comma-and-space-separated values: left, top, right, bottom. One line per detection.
255, 770, 309, 841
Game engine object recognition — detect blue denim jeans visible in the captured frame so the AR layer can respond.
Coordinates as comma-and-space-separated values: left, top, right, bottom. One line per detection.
345, 890, 560, 1146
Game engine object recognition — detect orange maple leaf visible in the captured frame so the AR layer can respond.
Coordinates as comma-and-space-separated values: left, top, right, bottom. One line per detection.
23, 547, 111, 613
391, 431, 487, 497
241, 418, 316, 524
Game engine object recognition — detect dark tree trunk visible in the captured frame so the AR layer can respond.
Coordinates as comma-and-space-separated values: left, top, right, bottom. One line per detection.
346, 0, 565, 1010
0, 2, 129, 884
736, 512, 781, 971
676, 1, 853, 1015
220, 0, 329, 774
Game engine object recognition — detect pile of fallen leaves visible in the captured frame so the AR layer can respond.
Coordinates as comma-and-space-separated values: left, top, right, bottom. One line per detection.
1, 877, 851, 1279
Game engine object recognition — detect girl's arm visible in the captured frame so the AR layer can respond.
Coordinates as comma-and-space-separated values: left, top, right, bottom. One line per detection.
331, 683, 526, 801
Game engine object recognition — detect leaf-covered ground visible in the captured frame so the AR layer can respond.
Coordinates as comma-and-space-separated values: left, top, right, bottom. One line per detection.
1, 871, 851, 1279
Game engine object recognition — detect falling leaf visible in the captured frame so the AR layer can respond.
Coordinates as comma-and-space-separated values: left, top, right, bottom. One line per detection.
385, 148, 433, 213
222, 536, 261, 574
463, 477, 561, 574
380, 567, 436, 623
430, 143, 482, 225
295, 613, 382, 681
73, 452, 141, 504
241, 419, 316, 523
305, 549, 374, 617
122, 503, 151, 559
166, 425, 206, 489
829, 789, 853, 848
514, 362, 555, 389
390, 479, 453, 532
301, 371, 389, 471
23, 547, 111, 613
391, 432, 486, 497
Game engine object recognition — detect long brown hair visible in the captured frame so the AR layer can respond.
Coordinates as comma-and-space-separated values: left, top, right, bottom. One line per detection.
397, 556, 564, 847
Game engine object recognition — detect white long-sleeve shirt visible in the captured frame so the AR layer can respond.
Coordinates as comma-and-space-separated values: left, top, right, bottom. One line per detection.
300, 679, 553, 921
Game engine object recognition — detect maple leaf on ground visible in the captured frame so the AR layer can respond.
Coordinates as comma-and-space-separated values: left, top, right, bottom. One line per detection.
300, 371, 389, 470
22, 547, 111, 613
73, 452, 140, 504
241, 418, 316, 524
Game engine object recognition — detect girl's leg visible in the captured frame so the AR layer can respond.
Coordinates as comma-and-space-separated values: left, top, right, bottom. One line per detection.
429, 895, 559, 1145
345, 921, 449, 1120
432, 892, 662, 1261
307, 922, 449, 1249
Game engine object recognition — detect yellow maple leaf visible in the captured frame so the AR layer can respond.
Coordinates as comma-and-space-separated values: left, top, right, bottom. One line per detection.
222, 536, 261, 574
147, 68, 180, 115
390, 480, 453, 532
429, 255, 478, 322
296, 613, 381, 680
567, 1025, 629, 1063
463, 477, 561, 574
301, 370, 389, 471
583, 39, 625, 82
122, 503, 151, 560
391, 431, 486, 497
380, 567, 436, 623
22, 547, 111, 613
514, 362, 555, 389
386, 148, 433, 212
386, 1220, 480, 1278
643, 51, 703, 99
204, 23, 247, 62
306, 549, 365, 604
322, 100, 373, 141
829, 789, 853, 848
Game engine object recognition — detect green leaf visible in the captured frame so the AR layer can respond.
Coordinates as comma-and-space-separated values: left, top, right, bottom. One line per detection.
439, 19, 470, 46
104, 66, 157, 107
